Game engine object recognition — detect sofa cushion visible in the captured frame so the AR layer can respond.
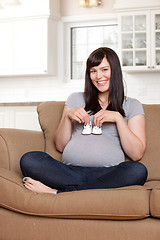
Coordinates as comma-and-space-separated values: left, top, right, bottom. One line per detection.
141, 104, 160, 181
150, 186, 160, 218
144, 181, 160, 218
144, 180, 160, 189
0, 168, 150, 220
37, 101, 65, 161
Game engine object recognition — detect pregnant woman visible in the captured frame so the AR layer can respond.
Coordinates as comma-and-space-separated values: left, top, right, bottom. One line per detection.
20, 47, 148, 194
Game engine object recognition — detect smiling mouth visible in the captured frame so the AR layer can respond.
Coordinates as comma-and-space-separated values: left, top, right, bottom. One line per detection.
97, 80, 108, 85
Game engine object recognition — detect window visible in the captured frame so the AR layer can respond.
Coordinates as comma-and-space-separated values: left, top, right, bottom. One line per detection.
71, 24, 118, 80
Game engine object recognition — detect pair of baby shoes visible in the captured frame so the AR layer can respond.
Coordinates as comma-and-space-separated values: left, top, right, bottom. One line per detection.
82, 122, 102, 135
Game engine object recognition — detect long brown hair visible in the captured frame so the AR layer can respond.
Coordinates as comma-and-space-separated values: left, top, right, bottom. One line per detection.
84, 47, 125, 117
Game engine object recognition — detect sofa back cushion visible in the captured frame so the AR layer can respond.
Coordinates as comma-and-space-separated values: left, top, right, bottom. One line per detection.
37, 102, 160, 181
140, 104, 160, 181
37, 101, 65, 161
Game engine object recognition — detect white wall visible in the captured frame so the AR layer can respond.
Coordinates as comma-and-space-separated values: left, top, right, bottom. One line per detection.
124, 72, 160, 104
60, 0, 116, 16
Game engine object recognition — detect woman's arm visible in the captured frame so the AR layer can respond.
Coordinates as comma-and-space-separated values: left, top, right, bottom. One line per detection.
54, 106, 73, 153
54, 105, 90, 152
115, 113, 146, 161
93, 110, 146, 161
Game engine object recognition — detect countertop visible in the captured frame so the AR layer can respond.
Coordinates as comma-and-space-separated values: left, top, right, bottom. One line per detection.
0, 102, 42, 106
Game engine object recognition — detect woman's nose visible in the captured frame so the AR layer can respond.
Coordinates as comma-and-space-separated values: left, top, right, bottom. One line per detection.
97, 70, 103, 79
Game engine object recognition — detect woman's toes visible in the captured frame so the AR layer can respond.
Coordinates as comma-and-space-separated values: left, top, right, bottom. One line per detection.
24, 183, 32, 191
23, 177, 27, 182
23, 177, 32, 184
23, 177, 29, 183
22, 177, 57, 194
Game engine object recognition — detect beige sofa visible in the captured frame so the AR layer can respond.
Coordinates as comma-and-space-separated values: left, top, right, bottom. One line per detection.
0, 101, 160, 240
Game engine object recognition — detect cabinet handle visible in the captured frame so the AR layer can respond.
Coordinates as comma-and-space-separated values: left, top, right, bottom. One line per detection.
148, 66, 151, 69
152, 66, 155, 69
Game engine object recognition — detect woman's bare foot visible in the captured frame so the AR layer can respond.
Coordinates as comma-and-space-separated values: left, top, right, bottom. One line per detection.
23, 177, 57, 194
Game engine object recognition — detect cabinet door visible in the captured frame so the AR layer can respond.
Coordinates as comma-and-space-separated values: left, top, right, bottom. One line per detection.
119, 11, 150, 71
151, 10, 160, 70
0, 22, 13, 75
13, 19, 47, 75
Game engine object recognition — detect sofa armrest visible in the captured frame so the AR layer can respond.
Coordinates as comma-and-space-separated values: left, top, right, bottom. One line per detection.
0, 128, 44, 173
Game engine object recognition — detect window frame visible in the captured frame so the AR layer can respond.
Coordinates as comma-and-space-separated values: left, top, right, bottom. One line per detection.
59, 14, 118, 85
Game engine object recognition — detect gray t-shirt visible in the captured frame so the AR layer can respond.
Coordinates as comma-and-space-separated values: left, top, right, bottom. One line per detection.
62, 92, 144, 167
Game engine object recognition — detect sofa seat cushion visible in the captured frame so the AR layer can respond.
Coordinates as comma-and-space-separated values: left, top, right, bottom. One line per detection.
0, 168, 150, 220
144, 181, 160, 189
144, 181, 160, 218
149, 182, 160, 218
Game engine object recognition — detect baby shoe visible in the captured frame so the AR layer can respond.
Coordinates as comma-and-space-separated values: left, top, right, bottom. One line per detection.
82, 122, 92, 135
92, 125, 102, 135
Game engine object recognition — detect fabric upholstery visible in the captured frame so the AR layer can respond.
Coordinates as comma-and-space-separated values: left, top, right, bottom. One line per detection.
1, 207, 160, 240
0, 128, 44, 173
37, 101, 65, 161
144, 181, 160, 189
141, 105, 160, 181
0, 168, 149, 220
150, 188, 160, 218
144, 181, 160, 218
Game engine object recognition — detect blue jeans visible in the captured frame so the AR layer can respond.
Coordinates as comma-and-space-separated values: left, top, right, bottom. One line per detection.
20, 151, 148, 193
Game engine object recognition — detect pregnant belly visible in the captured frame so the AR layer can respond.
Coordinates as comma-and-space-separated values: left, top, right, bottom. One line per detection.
62, 135, 125, 167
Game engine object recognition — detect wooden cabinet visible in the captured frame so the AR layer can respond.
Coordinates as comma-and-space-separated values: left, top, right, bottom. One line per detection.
118, 10, 160, 72
0, 17, 57, 76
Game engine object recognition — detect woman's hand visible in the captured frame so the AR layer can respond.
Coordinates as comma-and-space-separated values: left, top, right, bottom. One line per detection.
55, 106, 90, 152
67, 107, 90, 124
93, 109, 118, 127
93, 109, 146, 161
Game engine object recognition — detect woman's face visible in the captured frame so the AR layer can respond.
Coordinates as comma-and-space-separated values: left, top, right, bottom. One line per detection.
90, 57, 111, 94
